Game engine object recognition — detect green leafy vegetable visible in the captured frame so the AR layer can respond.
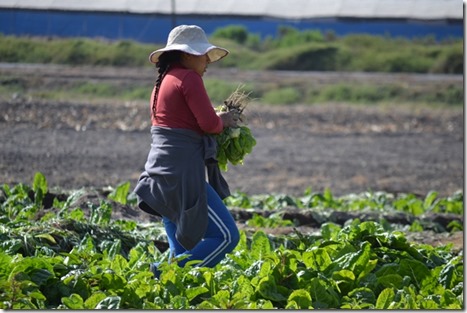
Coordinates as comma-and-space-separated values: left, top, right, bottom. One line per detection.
0, 173, 463, 309
215, 86, 256, 171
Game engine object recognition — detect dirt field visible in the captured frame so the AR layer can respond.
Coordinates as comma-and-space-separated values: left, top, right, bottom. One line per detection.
0, 63, 463, 249
0, 63, 463, 197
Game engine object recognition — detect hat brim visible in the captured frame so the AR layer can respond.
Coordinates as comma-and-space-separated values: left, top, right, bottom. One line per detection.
149, 44, 229, 64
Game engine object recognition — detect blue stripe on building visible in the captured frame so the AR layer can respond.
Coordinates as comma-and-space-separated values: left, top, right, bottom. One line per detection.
0, 9, 463, 43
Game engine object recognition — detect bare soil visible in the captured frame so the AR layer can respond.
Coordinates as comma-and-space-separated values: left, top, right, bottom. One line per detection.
0, 64, 463, 249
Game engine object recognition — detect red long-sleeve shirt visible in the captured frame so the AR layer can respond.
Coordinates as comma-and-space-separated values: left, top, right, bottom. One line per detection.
151, 63, 223, 135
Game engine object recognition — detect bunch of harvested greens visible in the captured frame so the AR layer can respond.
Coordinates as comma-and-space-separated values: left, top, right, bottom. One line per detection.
215, 86, 256, 171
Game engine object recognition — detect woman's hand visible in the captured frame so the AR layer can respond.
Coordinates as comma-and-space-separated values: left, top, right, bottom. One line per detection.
218, 110, 239, 128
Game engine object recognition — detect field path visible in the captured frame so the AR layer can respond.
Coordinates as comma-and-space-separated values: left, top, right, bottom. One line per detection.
0, 63, 463, 198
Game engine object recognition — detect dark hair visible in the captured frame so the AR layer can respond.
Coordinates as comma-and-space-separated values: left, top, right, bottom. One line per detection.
152, 50, 183, 120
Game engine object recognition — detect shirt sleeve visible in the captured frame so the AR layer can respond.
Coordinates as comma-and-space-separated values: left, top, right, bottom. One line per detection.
181, 71, 224, 134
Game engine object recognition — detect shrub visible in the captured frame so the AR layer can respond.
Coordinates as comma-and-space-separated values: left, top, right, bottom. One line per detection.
212, 25, 249, 44
430, 46, 463, 74
252, 43, 339, 71
274, 26, 325, 48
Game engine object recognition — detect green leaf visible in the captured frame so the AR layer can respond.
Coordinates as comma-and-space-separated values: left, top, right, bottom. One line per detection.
78, 233, 96, 254
423, 190, 438, 210
30, 268, 53, 286
438, 289, 462, 308
357, 258, 377, 282
100, 272, 126, 291
332, 269, 355, 294
258, 260, 272, 278
375, 288, 395, 309
2, 183, 11, 197
107, 239, 122, 260
28, 290, 47, 302
11, 257, 54, 280
133, 279, 153, 299
308, 277, 339, 309
231, 275, 254, 304
59, 188, 86, 214
256, 276, 287, 302
333, 241, 371, 277
186, 286, 209, 301
62, 293, 85, 309
302, 248, 331, 271
68, 208, 85, 221
287, 289, 312, 309
398, 259, 430, 289
34, 233, 57, 244
409, 220, 424, 232
446, 220, 463, 231
127, 244, 147, 267
320, 222, 341, 240
203, 271, 217, 295
251, 231, 271, 260
377, 273, 404, 289
108, 181, 130, 205
439, 263, 456, 289
90, 201, 112, 225
111, 254, 128, 273
95, 296, 121, 309
323, 188, 333, 202
346, 287, 375, 306
419, 297, 442, 309
32, 172, 48, 195
0, 239, 23, 255
84, 292, 107, 309
332, 269, 355, 282
247, 299, 275, 309
0, 252, 13, 278
210, 289, 231, 308
375, 263, 398, 277
285, 300, 300, 309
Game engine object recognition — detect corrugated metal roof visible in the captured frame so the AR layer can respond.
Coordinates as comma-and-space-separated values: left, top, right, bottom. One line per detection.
0, 0, 462, 20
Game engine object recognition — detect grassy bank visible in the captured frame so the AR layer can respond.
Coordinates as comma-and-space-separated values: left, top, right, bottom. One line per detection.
0, 68, 462, 107
0, 25, 463, 107
0, 25, 463, 74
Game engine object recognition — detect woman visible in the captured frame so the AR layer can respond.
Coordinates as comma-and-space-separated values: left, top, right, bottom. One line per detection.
134, 25, 240, 278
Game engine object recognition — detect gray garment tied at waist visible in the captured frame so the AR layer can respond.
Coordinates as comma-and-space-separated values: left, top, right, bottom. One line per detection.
134, 126, 230, 250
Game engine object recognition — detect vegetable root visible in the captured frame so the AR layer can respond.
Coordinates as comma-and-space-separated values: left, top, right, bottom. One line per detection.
215, 85, 256, 171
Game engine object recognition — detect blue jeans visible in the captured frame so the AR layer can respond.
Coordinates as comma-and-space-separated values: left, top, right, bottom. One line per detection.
162, 182, 239, 268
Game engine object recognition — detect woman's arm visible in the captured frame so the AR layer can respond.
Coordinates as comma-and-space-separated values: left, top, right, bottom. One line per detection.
182, 71, 236, 133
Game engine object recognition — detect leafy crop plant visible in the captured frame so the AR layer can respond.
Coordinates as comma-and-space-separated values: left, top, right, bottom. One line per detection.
0, 173, 463, 309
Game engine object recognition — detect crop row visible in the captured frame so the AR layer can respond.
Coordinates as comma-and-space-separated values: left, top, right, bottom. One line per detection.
0, 173, 463, 309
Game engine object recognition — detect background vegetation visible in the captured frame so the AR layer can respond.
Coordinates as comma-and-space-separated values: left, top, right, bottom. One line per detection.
0, 25, 462, 74
0, 25, 463, 107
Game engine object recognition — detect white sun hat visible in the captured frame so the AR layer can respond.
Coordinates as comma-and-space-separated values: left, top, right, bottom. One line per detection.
149, 25, 229, 64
